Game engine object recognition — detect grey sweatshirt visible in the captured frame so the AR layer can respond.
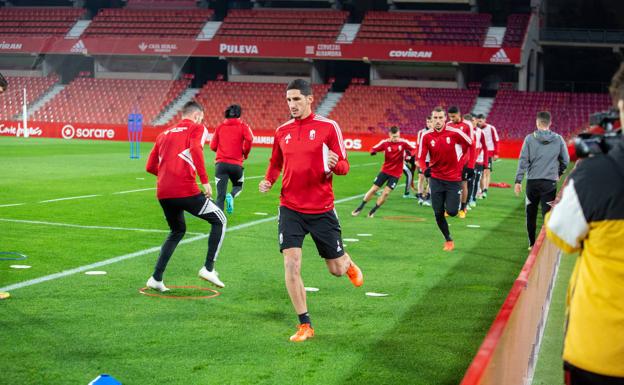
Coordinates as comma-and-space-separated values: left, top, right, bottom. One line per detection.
515, 129, 570, 183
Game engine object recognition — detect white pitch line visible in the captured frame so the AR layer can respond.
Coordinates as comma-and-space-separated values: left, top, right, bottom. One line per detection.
112, 188, 156, 195
0, 203, 25, 208
350, 162, 379, 168
0, 218, 202, 235
0, 192, 366, 293
39, 194, 101, 203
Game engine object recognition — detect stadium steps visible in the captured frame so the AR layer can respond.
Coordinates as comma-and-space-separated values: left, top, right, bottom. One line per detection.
337, 24, 361, 44
66, 20, 91, 39
152, 88, 200, 125
197, 21, 222, 40
483, 27, 506, 47
316, 92, 344, 117
22, 84, 65, 120
472, 97, 495, 117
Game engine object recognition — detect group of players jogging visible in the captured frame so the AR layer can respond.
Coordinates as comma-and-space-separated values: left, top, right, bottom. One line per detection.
144, 79, 498, 342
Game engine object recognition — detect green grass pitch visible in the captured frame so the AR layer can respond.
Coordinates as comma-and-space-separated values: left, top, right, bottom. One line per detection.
0, 137, 531, 385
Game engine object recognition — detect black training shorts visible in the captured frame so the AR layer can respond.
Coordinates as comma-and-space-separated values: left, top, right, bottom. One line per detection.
278, 205, 345, 260
373, 171, 399, 190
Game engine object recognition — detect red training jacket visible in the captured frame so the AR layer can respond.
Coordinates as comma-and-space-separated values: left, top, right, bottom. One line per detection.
474, 126, 490, 166
146, 119, 209, 199
481, 123, 500, 156
446, 119, 477, 169
370, 138, 416, 178
418, 126, 472, 182
264, 113, 349, 214
209, 118, 254, 166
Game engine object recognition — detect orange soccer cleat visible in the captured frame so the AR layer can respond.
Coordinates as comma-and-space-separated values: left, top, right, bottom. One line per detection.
289, 323, 315, 342
443, 241, 455, 251
458, 210, 467, 219
346, 262, 364, 287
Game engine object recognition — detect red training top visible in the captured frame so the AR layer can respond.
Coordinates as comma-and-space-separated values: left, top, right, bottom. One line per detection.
146, 119, 209, 199
209, 118, 254, 166
446, 119, 477, 169
418, 126, 472, 182
370, 138, 416, 178
264, 113, 349, 214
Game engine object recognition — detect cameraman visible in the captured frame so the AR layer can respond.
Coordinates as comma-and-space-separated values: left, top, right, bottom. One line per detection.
546, 63, 624, 385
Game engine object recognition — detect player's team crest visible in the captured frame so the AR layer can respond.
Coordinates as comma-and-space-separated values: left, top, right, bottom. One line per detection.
446, 137, 451, 144
398, 145, 402, 151
309, 130, 316, 140
430, 140, 436, 147
284, 133, 292, 144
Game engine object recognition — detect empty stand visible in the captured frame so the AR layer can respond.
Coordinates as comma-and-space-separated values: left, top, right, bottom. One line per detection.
329, 85, 478, 134
502, 14, 530, 47
167, 81, 330, 130
126, 0, 197, 9
215, 9, 348, 42
32, 77, 190, 125
486, 90, 611, 140
0, 75, 58, 120
83, 8, 213, 38
356, 11, 491, 46
0, 8, 84, 36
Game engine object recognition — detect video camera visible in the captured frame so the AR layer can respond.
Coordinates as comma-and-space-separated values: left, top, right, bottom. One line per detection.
573, 108, 622, 158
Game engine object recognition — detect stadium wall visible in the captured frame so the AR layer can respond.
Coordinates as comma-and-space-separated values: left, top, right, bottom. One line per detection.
459, 229, 562, 385
0, 120, 528, 157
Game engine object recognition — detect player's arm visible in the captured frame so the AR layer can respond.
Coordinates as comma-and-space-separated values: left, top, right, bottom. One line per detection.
558, 135, 570, 176
370, 139, 386, 155
326, 122, 349, 175
242, 122, 254, 159
480, 132, 489, 166
209, 125, 219, 152
514, 136, 530, 195
417, 134, 429, 172
261, 132, 283, 192
492, 126, 500, 157
190, 125, 210, 186
145, 141, 160, 176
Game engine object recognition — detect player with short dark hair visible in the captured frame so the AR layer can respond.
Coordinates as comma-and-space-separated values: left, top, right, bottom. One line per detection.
145, 101, 227, 291
259, 78, 363, 342
418, 107, 472, 251
477, 114, 500, 198
447, 106, 476, 218
210, 104, 254, 214
352, 126, 416, 217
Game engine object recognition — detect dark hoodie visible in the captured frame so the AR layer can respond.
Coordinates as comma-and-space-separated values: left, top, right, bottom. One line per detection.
515, 129, 570, 183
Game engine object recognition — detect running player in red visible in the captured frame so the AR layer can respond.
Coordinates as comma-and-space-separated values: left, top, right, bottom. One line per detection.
145, 101, 227, 291
259, 79, 363, 342
477, 114, 499, 198
418, 107, 472, 251
469, 117, 489, 207
210, 104, 254, 214
446, 106, 476, 218
351, 126, 416, 217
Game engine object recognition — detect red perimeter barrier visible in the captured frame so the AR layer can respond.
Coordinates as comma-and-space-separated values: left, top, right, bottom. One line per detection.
0, 120, 528, 157
459, 225, 562, 385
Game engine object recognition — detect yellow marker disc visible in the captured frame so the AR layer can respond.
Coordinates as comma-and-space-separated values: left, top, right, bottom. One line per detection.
0, 292, 10, 300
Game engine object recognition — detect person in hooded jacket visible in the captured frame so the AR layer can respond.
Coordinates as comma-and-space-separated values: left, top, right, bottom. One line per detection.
210, 104, 254, 214
514, 111, 570, 248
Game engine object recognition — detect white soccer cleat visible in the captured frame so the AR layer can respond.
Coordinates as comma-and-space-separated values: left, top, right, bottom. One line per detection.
146, 276, 170, 292
199, 266, 225, 288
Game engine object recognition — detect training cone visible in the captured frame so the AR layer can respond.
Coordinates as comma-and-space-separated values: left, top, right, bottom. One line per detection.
88, 374, 122, 385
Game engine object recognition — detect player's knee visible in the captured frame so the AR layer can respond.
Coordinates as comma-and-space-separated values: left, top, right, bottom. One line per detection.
447, 209, 459, 217
169, 227, 185, 241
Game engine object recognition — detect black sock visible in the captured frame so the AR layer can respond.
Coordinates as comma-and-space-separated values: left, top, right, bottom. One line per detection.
355, 201, 366, 212
461, 202, 467, 211
205, 260, 214, 272
484, 188, 488, 193
298, 312, 311, 326
417, 193, 422, 199
369, 204, 381, 215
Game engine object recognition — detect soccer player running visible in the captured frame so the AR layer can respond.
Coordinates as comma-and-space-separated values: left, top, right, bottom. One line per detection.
259, 79, 363, 342
145, 101, 226, 291
469, 118, 489, 207
210, 104, 254, 214
416, 116, 433, 206
418, 107, 473, 251
352, 126, 416, 217
446, 107, 476, 218
477, 114, 500, 198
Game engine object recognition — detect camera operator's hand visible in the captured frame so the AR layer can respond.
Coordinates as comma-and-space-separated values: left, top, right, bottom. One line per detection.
424, 168, 431, 178
514, 183, 522, 196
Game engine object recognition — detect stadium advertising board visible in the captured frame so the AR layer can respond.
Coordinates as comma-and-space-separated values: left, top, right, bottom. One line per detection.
0, 121, 525, 157
2, 37, 521, 64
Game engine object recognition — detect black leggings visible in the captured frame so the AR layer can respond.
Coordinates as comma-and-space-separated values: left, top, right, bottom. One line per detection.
153, 193, 227, 280
215, 162, 244, 211
429, 178, 462, 242
525, 179, 557, 246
